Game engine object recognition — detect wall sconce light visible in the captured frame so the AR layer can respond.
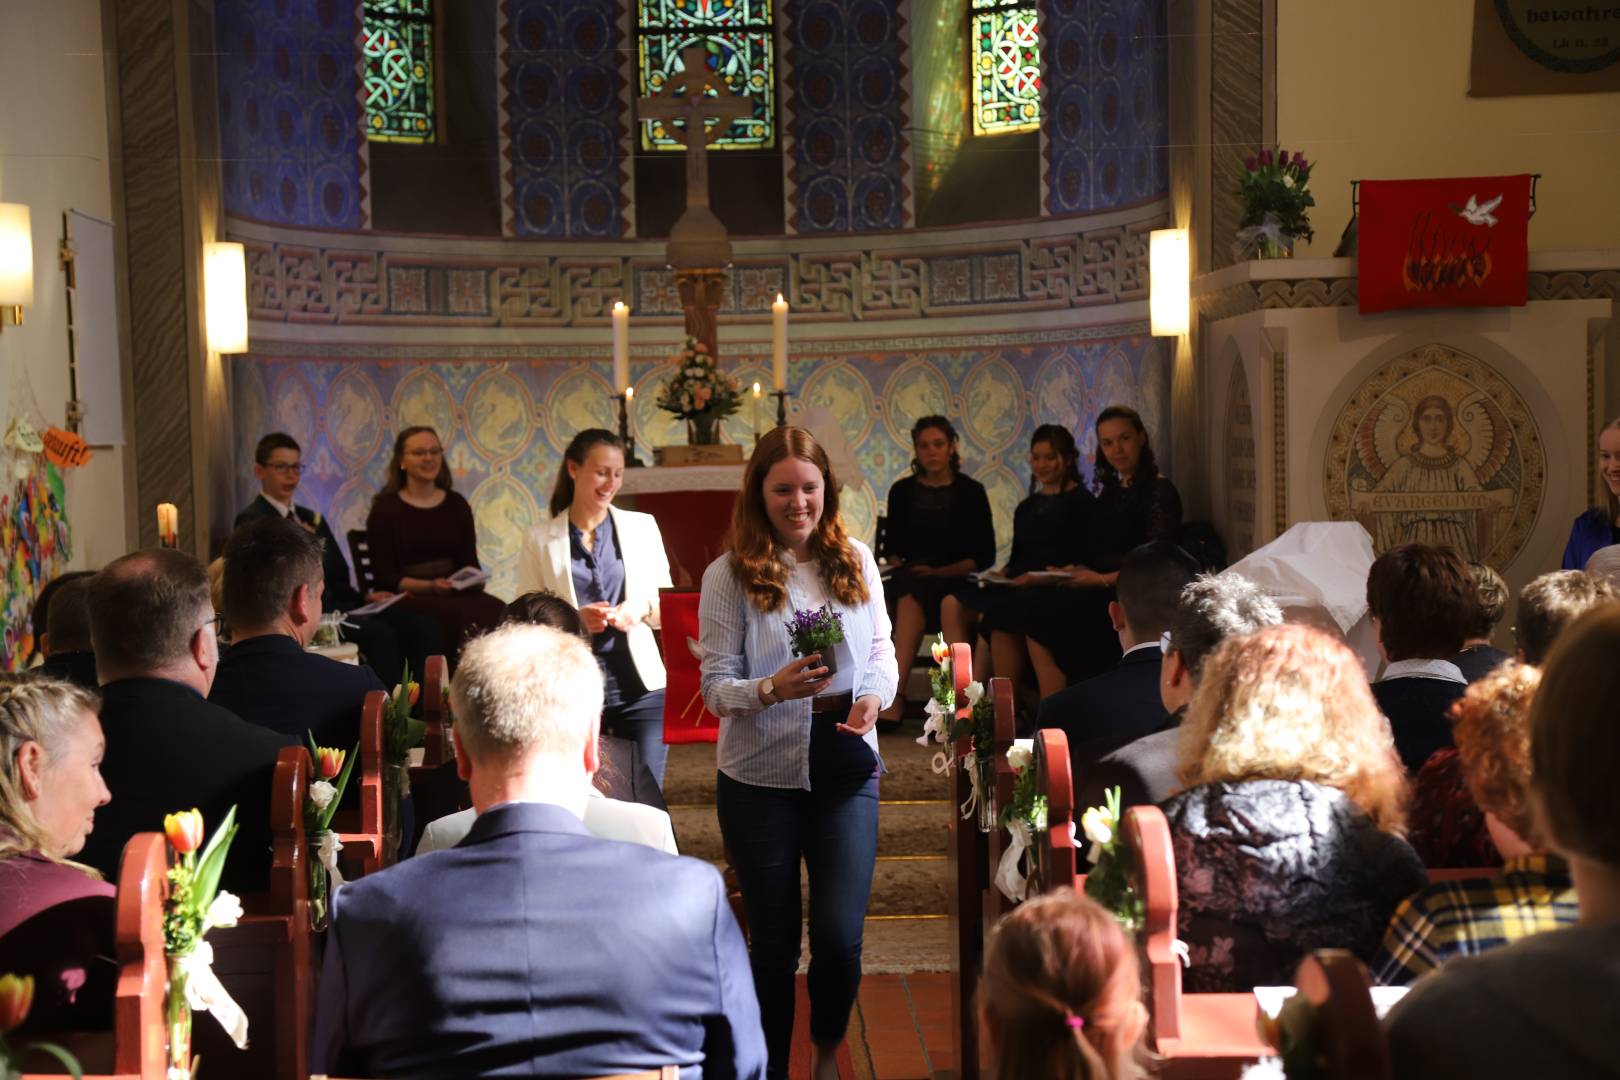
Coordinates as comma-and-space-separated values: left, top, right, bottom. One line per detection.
0, 203, 35, 329
203, 241, 248, 353
1149, 227, 1190, 337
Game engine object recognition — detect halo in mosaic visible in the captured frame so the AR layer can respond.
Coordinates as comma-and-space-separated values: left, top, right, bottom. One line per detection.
638, 0, 775, 150
363, 0, 435, 143
971, 3, 1041, 136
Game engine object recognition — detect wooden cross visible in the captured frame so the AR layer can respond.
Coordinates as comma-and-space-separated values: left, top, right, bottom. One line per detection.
637, 46, 754, 212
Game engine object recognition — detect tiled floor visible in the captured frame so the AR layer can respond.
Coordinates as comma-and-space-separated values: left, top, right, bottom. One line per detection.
786, 973, 963, 1080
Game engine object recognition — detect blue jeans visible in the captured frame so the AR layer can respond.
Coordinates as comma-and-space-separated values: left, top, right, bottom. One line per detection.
602, 689, 668, 788
716, 730, 879, 1078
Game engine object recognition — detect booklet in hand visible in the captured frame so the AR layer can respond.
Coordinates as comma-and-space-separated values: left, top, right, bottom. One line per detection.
448, 566, 488, 591
348, 592, 406, 617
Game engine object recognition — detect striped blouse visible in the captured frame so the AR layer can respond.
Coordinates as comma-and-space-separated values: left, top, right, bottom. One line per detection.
699, 539, 899, 790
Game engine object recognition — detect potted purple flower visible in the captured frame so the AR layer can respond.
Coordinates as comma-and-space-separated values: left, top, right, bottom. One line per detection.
785, 604, 846, 676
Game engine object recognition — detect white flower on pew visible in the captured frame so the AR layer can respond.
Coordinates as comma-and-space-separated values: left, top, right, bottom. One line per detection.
1081, 805, 1114, 848
1006, 742, 1032, 773
202, 891, 243, 932
918, 697, 948, 747
963, 680, 984, 706
308, 779, 337, 814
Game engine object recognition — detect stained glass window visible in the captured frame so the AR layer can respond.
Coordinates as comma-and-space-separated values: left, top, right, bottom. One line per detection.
363, 0, 435, 143
969, 1, 1040, 136
637, 0, 775, 151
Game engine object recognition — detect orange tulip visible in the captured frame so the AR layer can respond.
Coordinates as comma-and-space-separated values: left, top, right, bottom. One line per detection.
164, 809, 205, 854
930, 638, 950, 666
316, 746, 345, 779
0, 972, 34, 1033
407, 682, 420, 707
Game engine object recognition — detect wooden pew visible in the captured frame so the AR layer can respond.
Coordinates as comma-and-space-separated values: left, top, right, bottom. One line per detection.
945, 642, 986, 1080
983, 676, 1019, 923
416, 654, 450, 769
333, 690, 386, 876
1289, 950, 1390, 1080
1126, 804, 1270, 1078
200, 745, 315, 1080
22, 833, 168, 1080
1029, 727, 1077, 895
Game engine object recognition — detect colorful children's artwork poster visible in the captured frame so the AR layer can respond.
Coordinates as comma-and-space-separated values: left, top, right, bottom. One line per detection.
1, 450, 72, 670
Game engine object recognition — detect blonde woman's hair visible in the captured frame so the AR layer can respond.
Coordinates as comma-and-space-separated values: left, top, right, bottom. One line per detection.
982, 889, 1148, 1080
450, 623, 603, 763
1175, 622, 1408, 834
0, 675, 102, 873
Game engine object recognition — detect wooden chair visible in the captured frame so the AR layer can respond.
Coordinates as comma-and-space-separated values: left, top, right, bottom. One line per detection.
346, 529, 376, 596
1029, 727, 1077, 895
332, 689, 386, 876
22, 833, 169, 1079
1126, 804, 1270, 1077
1289, 950, 1390, 1080
202, 745, 315, 1080
945, 642, 988, 1080
983, 676, 1019, 922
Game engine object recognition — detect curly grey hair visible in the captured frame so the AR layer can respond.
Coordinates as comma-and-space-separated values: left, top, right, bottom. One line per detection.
1167, 573, 1284, 679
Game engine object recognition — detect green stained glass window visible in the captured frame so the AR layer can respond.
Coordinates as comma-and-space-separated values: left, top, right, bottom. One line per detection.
970, 3, 1040, 136
364, 0, 435, 143
637, 0, 775, 151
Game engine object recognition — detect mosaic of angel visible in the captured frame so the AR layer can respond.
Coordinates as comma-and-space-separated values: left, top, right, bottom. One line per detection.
1350, 390, 1515, 558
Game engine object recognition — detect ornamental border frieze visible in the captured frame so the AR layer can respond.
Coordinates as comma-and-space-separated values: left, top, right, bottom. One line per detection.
234, 212, 1166, 330
1196, 266, 1620, 321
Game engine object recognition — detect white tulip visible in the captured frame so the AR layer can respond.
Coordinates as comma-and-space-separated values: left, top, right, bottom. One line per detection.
964, 681, 984, 706
1081, 806, 1114, 848
204, 891, 243, 930
1006, 744, 1033, 773
308, 780, 336, 813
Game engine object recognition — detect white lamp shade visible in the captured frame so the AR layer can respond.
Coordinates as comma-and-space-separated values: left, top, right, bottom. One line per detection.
204, 241, 249, 353
0, 204, 35, 308
1149, 228, 1190, 337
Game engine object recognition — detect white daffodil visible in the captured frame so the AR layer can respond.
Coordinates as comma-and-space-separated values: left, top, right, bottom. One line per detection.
308, 780, 337, 813
204, 890, 243, 931
1006, 743, 1033, 773
1081, 806, 1114, 848
964, 680, 984, 706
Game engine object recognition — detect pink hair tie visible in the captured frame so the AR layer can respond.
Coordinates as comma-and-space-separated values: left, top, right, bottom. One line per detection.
1066, 1015, 1086, 1030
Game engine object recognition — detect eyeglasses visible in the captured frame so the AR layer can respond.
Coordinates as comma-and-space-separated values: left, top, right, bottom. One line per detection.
1159, 631, 1173, 656
201, 613, 225, 639
263, 462, 302, 474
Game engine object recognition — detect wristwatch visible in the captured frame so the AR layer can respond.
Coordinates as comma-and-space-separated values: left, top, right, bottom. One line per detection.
760, 676, 779, 704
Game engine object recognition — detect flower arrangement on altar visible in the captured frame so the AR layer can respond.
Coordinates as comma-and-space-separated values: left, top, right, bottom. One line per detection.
992, 739, 1049, 902
163, 807, 249, 1078
918, 634, 996, 829
0, 972, 79, 1076
1080, 786, 1144, 932
785, 604, 845, 676
1237, 147, 1315, 259
304, 736, 358, 931
655, 336, 742, 445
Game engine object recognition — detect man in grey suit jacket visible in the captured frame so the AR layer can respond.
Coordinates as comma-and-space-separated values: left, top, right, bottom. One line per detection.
312, 623, 766, 1079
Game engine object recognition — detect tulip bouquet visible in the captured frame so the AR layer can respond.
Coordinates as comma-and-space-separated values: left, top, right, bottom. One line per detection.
1080, 787, 1143, 933
655, 336, 742, 445
163, 807, 249, 1078
304, 735, 358, 931
993, 739, 1049, 903
0, 972, 81, 1078
1236, 147, 1315, 259
382, 664, 424, 864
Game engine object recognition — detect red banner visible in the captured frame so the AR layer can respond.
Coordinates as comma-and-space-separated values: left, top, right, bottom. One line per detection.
660, 590, 721, 745
1358, 174, 1532, 314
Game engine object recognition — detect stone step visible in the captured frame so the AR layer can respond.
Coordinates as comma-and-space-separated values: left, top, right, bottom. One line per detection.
710, 854, 949, 919
671, 799, 952, 863
663, 730, 955, 806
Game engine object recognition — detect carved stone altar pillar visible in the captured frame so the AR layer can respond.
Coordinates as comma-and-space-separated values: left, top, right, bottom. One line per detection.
675, 268, 726, 356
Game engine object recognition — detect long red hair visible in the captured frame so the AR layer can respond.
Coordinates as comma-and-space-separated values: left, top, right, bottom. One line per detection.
729, 426, 868, 613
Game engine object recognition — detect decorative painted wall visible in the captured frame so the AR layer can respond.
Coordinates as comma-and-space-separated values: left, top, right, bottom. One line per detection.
782, 0, 913, 233
232, 337, 1171, 601
216, 0, 370, 228
498, 0, 631, 238
1040, 0, 1170, 216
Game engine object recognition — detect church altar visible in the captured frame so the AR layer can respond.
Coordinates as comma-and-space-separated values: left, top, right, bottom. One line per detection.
618, 465, 745, 588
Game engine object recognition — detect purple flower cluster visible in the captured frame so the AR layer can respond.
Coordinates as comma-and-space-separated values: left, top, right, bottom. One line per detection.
785, 604, 845, 651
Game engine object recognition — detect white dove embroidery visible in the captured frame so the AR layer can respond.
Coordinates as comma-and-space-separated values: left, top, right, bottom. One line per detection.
1454, 193, 1502, 228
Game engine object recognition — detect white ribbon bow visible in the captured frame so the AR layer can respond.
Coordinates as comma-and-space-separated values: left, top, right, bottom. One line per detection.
318, 831, 346, 890
994, 818, 1031, 903
175, 940, 249, 1049
958, 749, 983, 821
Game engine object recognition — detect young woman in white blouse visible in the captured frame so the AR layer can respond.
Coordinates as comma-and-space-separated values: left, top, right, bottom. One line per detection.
699, 425, 898, 1080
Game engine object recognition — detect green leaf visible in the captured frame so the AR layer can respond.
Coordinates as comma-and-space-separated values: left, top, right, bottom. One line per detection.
21, 1040, 84, 1079
191, 805, 240, 910
314, 740, 361, 832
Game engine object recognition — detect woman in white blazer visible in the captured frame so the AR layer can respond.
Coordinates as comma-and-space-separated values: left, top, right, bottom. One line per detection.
517, 429, 674, 784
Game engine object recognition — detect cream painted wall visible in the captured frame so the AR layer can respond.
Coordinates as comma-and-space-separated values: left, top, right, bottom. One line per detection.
1277, 0, 1620, 256
0, 0, 127, 569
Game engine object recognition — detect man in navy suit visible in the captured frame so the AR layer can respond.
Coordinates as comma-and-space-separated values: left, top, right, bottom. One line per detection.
210, 517, 386, 756
312, 623, 766, 1079
1037, 541, 1199, 745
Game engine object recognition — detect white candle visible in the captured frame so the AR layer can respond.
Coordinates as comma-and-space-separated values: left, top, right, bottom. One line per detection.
157, 502, 178, 547
771, 293, 788, 391
752, 381, 762, 439
611, 301, 630, 392
624, 384, 634, 402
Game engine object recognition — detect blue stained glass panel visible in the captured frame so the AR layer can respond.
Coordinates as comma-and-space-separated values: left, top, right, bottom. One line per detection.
637, 0, 774, 150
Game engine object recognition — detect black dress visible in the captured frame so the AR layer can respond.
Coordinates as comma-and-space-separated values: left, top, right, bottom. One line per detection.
959, 486, 1092, 641
883, 473, 996, 628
